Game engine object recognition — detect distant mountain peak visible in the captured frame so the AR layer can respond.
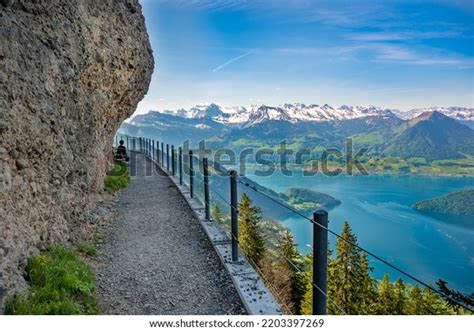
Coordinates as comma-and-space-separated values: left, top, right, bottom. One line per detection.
386, 110, 474, 160
408, 110, 452, 126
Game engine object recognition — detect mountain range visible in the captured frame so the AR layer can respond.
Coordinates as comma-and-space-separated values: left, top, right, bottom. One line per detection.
158, 103, 473, 127
119, 103, 474, 162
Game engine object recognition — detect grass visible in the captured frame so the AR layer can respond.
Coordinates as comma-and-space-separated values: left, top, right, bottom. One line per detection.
76, 242, 97, 257
4, 246, 99, 315
94, 232, 106, 245
104, 161, 130, 193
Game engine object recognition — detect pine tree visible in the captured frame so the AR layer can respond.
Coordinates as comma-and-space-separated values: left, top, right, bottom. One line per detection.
358, 254, 377, 314
300, 254, 313, 315
436, 279, 474, 314
406, 285, 424, 314
211, 204, 224, 223
376, 274, 394, 314
264, 253, 295, 314
274, 230, 306, 314
238, 193, 266, 267
422, 288, 452, 315
327, 221, 375, 314
393, 278, 407, 314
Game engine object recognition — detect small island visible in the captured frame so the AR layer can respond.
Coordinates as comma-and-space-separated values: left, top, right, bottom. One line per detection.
280, 187, 341, 211
412, 190, 474, 216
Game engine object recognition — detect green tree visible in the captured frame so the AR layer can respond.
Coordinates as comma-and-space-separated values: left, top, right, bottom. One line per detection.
300, 254, 313, 315
275, 230, 306, 314
211, 204, 224, 223
238, 193, 266, 267
358, 254, 377, 314
376, 274, 394, 314
406, 285, 424, 314
422, 288, 452, 315
393, 278, 407, 314
436, 279, 474, 314
327, 221, 375, 314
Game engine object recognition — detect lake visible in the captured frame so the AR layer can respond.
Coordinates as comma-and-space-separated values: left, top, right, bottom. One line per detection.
245, 171, 474, 293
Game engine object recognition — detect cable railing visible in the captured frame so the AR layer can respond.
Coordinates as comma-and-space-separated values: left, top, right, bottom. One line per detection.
114, 133, 474, 315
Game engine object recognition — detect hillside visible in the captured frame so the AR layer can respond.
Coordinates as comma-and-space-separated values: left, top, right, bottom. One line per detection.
280, 188, 341, 211
413, 190, 474, 216
383, 111, 474, 161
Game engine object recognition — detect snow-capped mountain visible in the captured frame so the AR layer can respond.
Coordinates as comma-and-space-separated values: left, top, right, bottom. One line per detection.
393, 106, 474, 122
155, 103, 473, 128
161, 103, 401, 127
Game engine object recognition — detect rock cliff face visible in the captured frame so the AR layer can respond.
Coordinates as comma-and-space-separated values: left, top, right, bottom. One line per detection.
0, 0, 154, 309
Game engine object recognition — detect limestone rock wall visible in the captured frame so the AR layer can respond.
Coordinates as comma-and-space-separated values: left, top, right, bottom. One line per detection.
0, 0, 154, 309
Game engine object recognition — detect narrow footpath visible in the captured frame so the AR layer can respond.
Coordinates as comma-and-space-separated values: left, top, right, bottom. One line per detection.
97, 152, 245, 314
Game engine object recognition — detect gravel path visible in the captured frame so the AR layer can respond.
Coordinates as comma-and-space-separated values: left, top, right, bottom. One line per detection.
97, 152, 245, 314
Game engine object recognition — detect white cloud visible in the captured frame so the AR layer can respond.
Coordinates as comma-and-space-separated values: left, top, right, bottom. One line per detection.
370, 43, 473, 66
277, 43, 474, 68
349, 30, 463, 42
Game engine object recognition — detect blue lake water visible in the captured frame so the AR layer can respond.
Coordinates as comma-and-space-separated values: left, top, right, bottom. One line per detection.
246, 171, 474, 293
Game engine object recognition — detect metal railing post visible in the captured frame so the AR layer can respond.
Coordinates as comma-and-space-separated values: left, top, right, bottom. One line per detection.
152, 140, 155, 160
166, 144, 170, 172
230, 170, 238, 262
171, 146, 176, 176
155, 140, 160, 164
189, 150, 194, 198
203, 157, 210, 221
179, 147, 183, 185
161, 142, 164, 166
126, 136, 129, 152
312, 210, 328, 315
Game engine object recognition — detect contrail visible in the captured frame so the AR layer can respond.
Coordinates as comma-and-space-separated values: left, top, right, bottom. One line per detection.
212, 51, 253, 72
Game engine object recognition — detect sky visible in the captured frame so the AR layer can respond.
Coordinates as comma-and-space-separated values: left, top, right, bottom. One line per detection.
135, 0, 474, 115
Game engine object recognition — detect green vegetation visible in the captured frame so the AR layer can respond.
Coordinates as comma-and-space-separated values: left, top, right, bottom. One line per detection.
5, 246, 99, 315
104, 161, 130, 193
413, 190, 474, 216
233, 195, 469, 315
94, 232, 107, 245
280, 188, 341, 211
238, 193, 266, 266
301, 222, 460, 315
300, 156, 474, 176
76, 242, 98, 257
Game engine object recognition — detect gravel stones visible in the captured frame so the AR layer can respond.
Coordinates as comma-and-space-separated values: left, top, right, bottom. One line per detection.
97, 154, 246, 315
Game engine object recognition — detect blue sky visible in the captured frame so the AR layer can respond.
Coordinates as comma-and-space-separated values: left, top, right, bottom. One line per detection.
136, 0, 474, 115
